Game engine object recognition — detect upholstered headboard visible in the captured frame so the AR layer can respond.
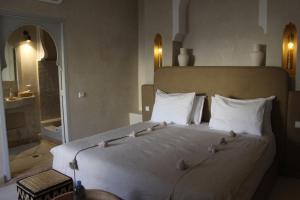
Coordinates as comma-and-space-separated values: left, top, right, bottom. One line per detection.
142, 66, 289, 167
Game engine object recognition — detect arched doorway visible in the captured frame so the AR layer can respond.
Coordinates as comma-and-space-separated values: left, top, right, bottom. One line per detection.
0, 12, 69, 182
1, 25, 62, 178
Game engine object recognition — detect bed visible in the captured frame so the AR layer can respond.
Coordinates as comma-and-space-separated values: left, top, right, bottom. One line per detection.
52, 66, 289, 200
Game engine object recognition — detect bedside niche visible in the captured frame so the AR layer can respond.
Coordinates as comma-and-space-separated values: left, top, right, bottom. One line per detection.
285, 91, 300, 177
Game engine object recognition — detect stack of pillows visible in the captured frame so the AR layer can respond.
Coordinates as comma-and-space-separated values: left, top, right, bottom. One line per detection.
151, 89, 275, 136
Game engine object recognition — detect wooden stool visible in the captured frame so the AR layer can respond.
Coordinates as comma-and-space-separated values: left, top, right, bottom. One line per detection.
17, 169, 73, 200
53, 189, 121, 200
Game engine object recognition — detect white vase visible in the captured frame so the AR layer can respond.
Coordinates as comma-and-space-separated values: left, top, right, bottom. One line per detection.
250, 44, 265, 66
178, 48, 189, 66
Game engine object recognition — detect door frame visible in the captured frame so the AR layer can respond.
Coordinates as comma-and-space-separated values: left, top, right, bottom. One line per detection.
0, 10, 70, 181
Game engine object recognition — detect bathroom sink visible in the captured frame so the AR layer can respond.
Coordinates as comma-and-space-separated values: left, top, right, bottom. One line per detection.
5, 96, 35, 109
5, 96, 21, 102
18, 91, 34, 98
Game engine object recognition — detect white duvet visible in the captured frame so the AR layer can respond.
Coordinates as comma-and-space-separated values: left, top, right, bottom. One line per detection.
51, 122, 275, 200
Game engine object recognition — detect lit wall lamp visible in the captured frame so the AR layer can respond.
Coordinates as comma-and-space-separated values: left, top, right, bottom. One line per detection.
154, 34, 163, 71
282, 22, 297, 78
23, 31, 32, 43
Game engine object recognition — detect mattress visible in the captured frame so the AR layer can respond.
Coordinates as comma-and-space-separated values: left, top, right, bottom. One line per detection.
51, 122, 275, 200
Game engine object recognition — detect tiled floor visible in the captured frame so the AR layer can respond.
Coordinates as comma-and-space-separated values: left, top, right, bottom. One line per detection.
9, 142, 39, 156
9, 139, 57, 177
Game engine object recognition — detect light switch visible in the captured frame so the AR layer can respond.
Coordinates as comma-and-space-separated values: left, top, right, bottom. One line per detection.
145, 106, 150, 112
295, 121, 300, 128
78, 91, 86, 98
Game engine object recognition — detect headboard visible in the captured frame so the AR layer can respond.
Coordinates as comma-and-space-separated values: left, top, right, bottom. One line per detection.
142, 66, 289, 168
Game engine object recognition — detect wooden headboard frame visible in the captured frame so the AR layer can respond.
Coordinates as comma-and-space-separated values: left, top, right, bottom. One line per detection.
142, 66, 289, 169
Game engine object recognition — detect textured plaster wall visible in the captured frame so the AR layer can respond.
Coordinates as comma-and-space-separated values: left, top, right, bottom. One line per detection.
0, 0, 138, 180
138, 0, 173, 109
184, 0, 264, 66
266, 0, 300, 90
138, 0, 300, 99
184, 0, 300, 90
0, 0, 139, 140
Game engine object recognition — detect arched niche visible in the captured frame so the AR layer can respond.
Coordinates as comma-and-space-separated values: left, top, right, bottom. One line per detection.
154, 34, 163, 71
172, 0, 190, 42
172, 0, 190, 65
258, 0, 268, 34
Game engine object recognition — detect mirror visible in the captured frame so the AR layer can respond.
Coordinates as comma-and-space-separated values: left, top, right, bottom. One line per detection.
2, 42, 17, 81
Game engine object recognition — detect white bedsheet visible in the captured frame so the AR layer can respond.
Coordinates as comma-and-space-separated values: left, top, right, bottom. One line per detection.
51, 122, 275, 200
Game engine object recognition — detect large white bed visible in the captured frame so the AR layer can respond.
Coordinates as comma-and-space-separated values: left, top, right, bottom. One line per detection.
52, 66, 289, 200
51, 122, 275, 200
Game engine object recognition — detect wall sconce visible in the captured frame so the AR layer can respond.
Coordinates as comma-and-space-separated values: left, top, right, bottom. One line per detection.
23, 30, 32, 43
154, 34, 163, 71
282, 22, 297, 77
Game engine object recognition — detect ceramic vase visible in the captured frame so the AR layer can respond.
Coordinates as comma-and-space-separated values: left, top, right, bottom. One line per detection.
250, 44, 265, 66
178, 48, 189, 66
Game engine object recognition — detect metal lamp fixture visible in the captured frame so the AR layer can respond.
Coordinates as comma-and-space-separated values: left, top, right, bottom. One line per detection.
23, 31, 31, 43
154, 34, 163, 71
282, 22, 297, 77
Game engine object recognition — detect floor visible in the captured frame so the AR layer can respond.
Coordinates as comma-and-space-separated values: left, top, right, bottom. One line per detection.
0, 176, 299, 199
9, 139, 57, 178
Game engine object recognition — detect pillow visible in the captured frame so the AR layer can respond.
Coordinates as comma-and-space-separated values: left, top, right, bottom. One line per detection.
190, 96, 206, 124
151, 90, 195, 125
215, 94, 275, 134
209, 96, 267, 135
154, 90, 206, 124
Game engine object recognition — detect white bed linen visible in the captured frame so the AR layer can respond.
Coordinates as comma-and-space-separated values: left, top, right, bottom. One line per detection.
209, 96, 266, 135
51, 122, 275, 200
188, 124, 276, 200
151, 90, 195, 125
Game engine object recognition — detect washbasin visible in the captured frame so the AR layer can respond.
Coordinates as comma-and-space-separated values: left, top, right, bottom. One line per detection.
5, 96, 35, 109
18, 91, 34, 98
5, 96, 22, 102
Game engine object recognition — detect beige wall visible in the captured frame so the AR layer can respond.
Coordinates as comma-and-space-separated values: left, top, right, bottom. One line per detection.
185, 0, 263, 66
0, 0, 139, 142
267, 0, 300, 89
184, 0, 300, 89
138, 0, 300, 96
138, 0, 173, 109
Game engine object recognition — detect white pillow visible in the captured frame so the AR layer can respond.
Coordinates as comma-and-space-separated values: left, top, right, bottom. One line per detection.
209, 96, 267, 135
215, 95, 275, 134
190, 96, 206, 124
151, 90, 195, 125
154, 90, 206, 124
